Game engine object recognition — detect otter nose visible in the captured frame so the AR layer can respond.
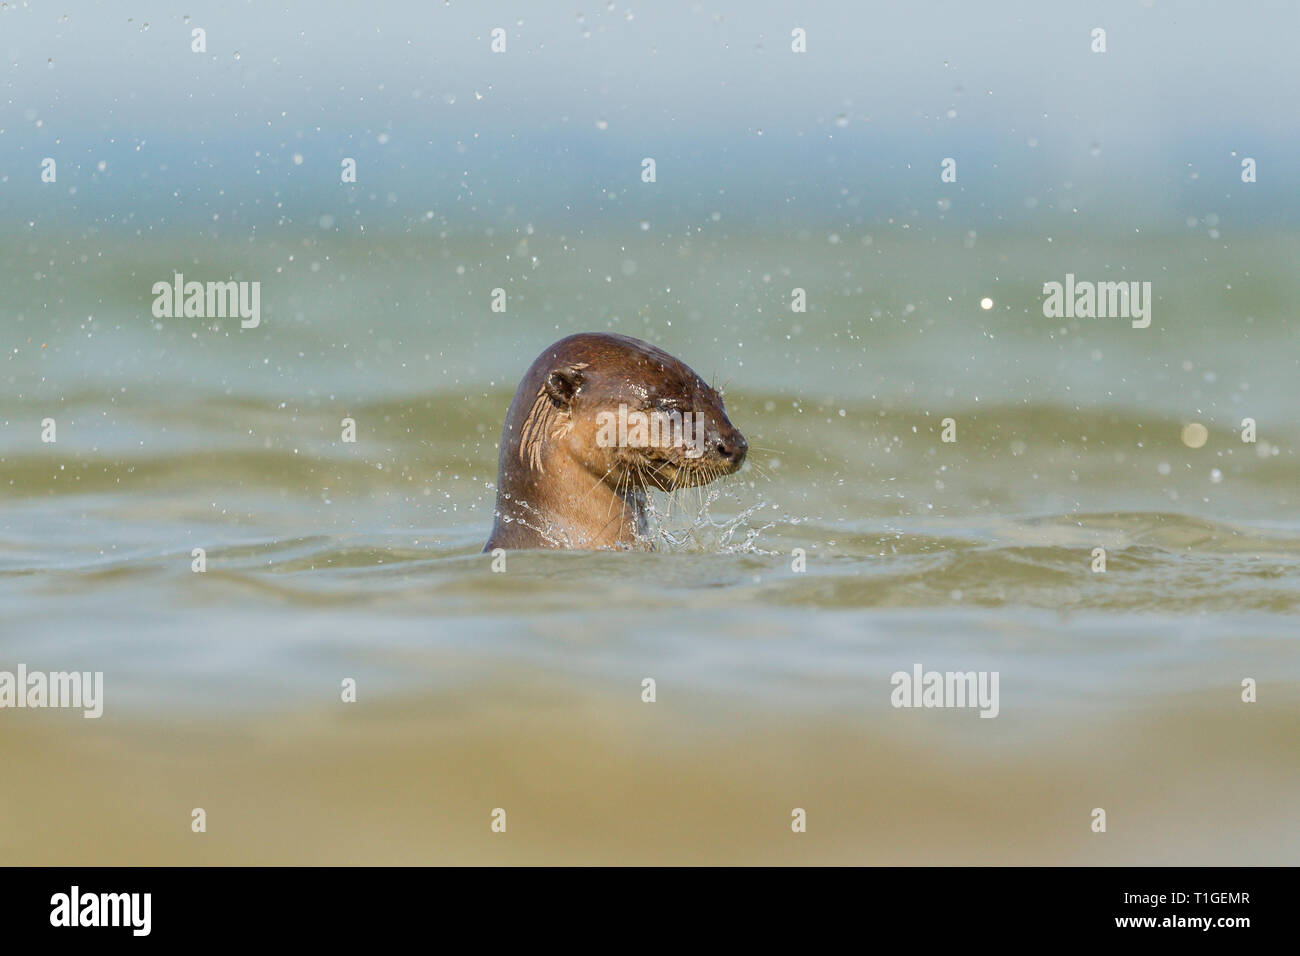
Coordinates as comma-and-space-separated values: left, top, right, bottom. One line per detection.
715, 431, 748, 466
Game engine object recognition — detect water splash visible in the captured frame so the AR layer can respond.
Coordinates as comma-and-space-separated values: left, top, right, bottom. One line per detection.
641, 482, 779, 554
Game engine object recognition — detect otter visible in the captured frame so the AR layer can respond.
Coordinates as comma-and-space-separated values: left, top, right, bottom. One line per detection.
483, 333, 747, 550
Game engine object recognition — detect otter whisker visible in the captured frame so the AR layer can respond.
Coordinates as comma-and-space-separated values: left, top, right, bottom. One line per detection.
595, 488, 631, 542
579, 461, 620, 509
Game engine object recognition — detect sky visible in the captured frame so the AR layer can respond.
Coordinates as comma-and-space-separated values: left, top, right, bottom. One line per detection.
1, 0, 1294, 230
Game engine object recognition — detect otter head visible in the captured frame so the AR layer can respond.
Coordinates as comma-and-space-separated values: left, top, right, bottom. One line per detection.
524, 333, 747, 492
487, 332, 747, 550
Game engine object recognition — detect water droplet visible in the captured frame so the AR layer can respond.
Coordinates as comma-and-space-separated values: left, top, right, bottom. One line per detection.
1181, 423, 1208, 449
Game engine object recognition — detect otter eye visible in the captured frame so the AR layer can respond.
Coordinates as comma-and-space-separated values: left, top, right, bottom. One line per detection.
651, 396, 680, 412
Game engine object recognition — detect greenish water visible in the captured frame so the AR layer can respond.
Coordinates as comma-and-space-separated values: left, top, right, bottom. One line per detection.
2, 229, 1298, 863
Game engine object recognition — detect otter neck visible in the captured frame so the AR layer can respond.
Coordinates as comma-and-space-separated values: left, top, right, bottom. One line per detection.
496, 452, 648, 550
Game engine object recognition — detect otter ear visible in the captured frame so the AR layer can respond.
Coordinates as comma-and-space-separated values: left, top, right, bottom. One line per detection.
543, 364, 585, 407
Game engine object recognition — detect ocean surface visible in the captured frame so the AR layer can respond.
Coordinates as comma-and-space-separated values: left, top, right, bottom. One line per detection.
2, 228, 1297, 864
